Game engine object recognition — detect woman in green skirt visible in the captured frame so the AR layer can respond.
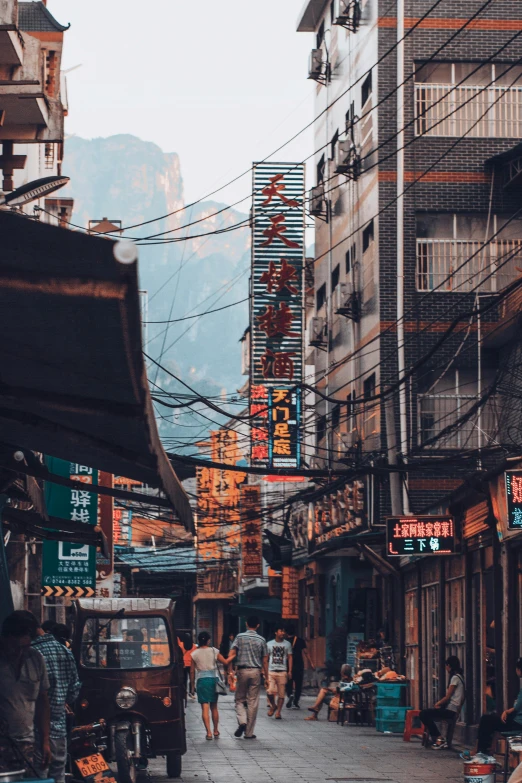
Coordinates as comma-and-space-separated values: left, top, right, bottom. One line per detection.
190, 631, 228, 740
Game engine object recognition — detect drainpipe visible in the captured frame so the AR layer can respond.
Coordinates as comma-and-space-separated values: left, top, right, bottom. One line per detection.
396, 0, 410, 514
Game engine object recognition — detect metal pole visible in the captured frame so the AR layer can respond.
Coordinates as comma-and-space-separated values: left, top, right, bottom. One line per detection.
396, 0, 410, 514
385, 392, 402, 516
0, 496, 14, 625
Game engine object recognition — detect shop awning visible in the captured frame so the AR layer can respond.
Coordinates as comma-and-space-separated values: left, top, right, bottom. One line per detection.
0, 211, 193, 532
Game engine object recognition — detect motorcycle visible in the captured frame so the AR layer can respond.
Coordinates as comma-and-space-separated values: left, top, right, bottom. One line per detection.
69, 720, 116, 783
72, 598, 186, 783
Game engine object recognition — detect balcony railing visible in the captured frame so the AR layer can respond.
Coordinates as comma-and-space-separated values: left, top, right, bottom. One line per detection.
416, 238, 522, 292
418, 394, 498, 449
415, 83, 522, 138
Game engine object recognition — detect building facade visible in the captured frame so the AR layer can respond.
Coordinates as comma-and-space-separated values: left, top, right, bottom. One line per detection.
293, 0, 522, 733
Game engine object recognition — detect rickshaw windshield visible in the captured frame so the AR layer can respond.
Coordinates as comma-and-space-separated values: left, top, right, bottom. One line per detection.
81, 616, 171, 669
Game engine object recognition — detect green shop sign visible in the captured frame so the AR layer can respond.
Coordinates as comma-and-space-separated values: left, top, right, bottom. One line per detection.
42, 457, 98, 591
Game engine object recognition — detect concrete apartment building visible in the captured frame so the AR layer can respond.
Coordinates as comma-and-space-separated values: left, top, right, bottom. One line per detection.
0, 0, 72, 223
289, 0, 522, 728
299, 0, 522, 504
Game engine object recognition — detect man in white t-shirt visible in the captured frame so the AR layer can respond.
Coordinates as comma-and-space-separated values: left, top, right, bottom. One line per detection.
267, 624, 292, 720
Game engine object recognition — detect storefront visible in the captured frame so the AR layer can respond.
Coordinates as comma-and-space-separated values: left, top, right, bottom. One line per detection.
299, 480, 377, 672
397, 471, 522, 744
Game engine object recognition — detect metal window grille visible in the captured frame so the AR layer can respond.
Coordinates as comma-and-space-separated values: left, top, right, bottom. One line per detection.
415, 83, 522, 138
418, 393, 498, 449
416, 238, 522, 292
44, 143, 55, 169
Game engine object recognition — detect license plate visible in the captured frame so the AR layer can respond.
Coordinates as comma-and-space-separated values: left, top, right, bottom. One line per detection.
76, 754, 109, 778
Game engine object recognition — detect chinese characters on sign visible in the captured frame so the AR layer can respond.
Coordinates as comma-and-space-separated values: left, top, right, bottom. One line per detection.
269, 387, 301, 468
251, 163, 305, 469
505, 471, 522, 530
308, 482, 366, 552
42, 457, 98, 592
281, 566, 299, 619
240, 484, 262, 577
386, 516, 459, 557
113, 508, 133, 544
196, 429, 246, 569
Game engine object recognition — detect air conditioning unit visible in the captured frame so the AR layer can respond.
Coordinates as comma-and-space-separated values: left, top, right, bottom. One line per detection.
334, 281, 360, 321
308, 48, 324, 81
309, 184, 326, 217
335, 139, 361, 179
308, 316, 327, 347
333, 0, 361, 31
333, 282, 351, 313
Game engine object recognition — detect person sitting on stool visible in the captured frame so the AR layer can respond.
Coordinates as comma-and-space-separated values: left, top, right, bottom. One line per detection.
470, 658, 522, 761
419, 655, 465, 749
305, 665, 353, 721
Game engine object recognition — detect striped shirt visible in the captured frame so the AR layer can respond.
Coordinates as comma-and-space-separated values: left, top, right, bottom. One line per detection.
32, 634, 81, 739
231, 630, 268, 669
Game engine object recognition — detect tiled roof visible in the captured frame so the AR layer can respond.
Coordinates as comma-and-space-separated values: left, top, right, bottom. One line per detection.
18, 2, 69, 33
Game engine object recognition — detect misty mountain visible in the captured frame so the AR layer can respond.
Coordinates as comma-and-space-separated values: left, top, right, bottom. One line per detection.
61, 134, 250, 447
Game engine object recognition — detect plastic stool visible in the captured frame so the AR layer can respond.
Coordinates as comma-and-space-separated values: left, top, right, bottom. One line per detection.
403, 709, 423, 742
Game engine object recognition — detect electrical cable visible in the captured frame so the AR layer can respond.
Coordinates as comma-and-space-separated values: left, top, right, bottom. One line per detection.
34, 0, 469, 244
144, 296, 249, 324
129, 0, 496, 243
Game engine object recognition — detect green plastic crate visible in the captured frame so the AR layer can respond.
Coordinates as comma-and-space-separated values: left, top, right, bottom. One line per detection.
375, 683, 405, 700
375, 706, 412, 733
375, 718, 408, 733
378, 696, 402, 706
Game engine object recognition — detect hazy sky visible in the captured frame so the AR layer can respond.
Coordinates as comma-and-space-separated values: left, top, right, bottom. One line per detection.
48, 0, 315, 207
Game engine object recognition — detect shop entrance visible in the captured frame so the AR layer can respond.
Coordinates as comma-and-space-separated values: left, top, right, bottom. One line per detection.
421, 561, 440, 707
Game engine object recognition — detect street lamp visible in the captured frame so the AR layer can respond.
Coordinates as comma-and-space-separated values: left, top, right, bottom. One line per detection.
0, 175, 69, 207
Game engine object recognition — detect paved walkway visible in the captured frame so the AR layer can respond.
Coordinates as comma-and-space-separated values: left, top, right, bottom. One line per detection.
147, 696, 463, 783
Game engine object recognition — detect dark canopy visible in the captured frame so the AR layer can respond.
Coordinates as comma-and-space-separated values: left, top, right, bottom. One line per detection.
0, 211, 193, 531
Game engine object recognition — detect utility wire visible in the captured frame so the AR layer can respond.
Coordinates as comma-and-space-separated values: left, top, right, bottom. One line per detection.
144, 296, 249, 323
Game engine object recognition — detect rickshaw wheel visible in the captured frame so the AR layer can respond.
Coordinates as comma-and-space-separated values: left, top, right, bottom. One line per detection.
114, 728, 137, 783
166, 752, 182, 778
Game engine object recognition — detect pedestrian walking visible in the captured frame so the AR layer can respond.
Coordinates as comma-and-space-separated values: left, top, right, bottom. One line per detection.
31, 613, 81, 783
190, 631, 228, 741
227, 615, 268, 739
285, 624, 314, 709
419, 655, 465, 748
51, 624, 72, 648
181, 633, 197, 702
267, 623, 292, 719
0, 611, 51, 773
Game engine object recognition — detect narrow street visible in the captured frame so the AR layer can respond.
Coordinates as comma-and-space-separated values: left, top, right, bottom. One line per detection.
147, 696, 461, 783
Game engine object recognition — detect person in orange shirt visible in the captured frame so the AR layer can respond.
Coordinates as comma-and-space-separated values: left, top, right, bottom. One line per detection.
150, 626, 170, 668
181, 633, 197, 701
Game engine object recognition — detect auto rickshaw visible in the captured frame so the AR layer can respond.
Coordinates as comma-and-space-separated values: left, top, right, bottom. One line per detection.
72, 598, 186, 782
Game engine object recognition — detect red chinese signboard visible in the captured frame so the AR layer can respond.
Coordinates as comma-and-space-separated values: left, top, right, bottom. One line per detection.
386, 516, 459, 556
196, 430, 246, 563
281, 566, 299, 619
251, 162, 305, 469
240, 484, 263, 577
